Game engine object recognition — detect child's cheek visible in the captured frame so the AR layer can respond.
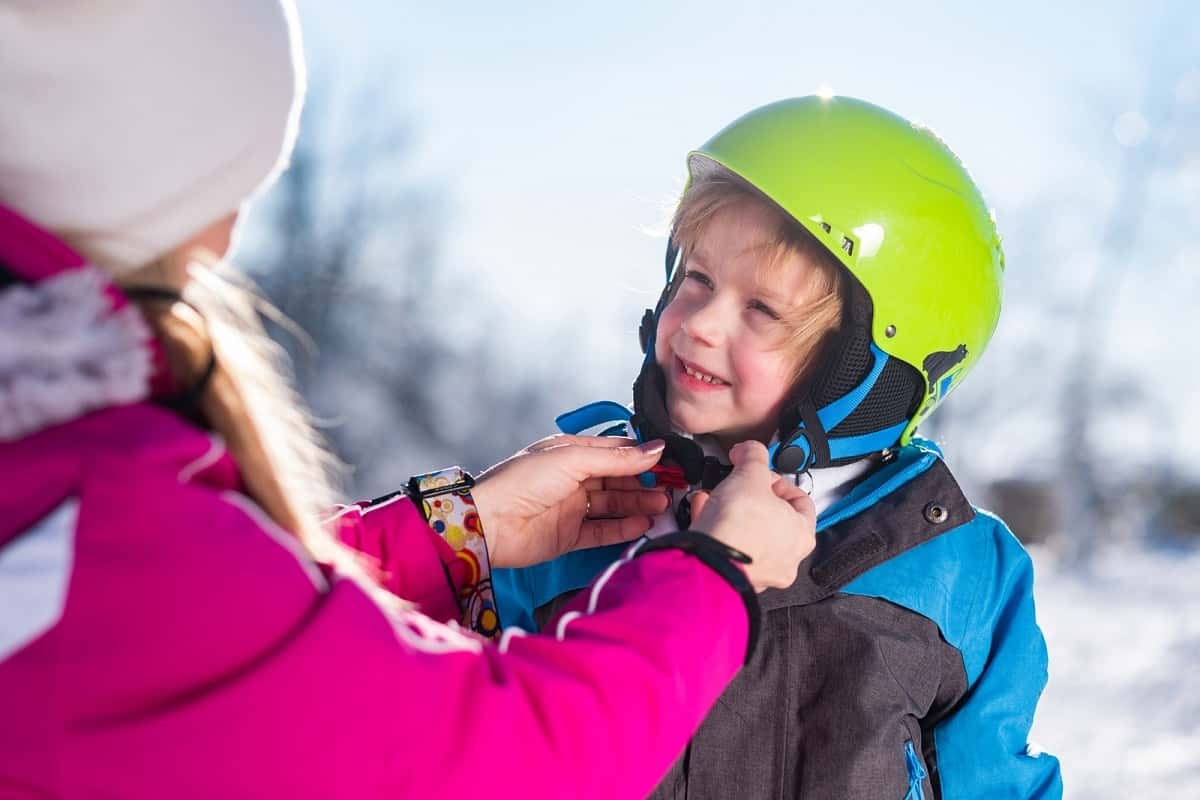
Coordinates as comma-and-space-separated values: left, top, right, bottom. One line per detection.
736, 348, 793, 402
654, 302, 683, 365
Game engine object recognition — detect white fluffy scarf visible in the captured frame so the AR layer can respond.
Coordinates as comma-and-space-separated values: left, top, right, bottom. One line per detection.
0, 267, 152, 441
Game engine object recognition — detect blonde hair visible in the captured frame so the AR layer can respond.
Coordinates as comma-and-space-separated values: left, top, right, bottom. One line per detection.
123, 249, 400, 611
670, 163, 847, 386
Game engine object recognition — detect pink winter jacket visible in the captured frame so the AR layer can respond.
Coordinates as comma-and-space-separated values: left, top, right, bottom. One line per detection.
0, 206, 749, 798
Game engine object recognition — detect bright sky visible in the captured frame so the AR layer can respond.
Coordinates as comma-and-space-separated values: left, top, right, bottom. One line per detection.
295, 1, 1159, 295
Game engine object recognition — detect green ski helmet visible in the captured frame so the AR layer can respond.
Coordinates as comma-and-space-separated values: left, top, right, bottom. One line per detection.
632, 95, 1004, 475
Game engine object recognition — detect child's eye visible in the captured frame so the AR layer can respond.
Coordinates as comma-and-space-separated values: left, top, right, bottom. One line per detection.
749, 299, 781, 320
684, 269, 713, 288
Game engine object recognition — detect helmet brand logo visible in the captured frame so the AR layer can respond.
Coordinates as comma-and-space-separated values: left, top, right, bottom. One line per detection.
923, 344, 968, 400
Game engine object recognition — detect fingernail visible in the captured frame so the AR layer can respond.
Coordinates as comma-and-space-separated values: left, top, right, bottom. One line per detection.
638, 439, 666, 454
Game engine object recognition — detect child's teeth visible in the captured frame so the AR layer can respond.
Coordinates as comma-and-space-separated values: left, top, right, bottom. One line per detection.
685, 365, 721, 384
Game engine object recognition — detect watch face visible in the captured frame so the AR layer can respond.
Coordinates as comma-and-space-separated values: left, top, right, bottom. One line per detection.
411, 467, 474, 499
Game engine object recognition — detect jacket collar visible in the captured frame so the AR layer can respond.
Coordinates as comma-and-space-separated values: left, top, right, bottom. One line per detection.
0, 204, 154, 442
760, 440, 975, 611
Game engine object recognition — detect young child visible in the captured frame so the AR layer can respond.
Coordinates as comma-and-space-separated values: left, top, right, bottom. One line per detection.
494, 96, 1063, 799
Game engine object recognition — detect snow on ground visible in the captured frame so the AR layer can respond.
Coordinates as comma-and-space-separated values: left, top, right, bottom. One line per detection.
1030, 541, 1200, 798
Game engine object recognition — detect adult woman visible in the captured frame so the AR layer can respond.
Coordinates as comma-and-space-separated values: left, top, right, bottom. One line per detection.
0, 2, 815, 797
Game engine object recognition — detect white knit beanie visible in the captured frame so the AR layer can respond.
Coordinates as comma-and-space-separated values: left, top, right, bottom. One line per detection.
0, 0, 305, 274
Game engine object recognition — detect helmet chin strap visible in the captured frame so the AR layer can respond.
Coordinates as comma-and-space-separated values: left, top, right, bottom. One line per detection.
770, 282, 872, 473
630, 360, 709, 484
630, 236, 731, 489
771, 280, 920, 472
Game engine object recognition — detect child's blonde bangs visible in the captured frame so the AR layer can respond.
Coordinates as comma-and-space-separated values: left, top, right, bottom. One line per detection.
671, 166, 848, 387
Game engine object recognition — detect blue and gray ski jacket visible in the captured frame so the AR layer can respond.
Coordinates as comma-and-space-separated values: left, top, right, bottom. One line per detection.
494, 439, 1063, 799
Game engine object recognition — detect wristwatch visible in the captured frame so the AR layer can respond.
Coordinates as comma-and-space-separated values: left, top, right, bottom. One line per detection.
407, 466, 501, 638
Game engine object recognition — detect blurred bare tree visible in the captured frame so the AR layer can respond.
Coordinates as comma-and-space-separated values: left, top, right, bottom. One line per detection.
927, 15, 1200, 563
1055, 30, 1200, 562
249, 80, 559, 497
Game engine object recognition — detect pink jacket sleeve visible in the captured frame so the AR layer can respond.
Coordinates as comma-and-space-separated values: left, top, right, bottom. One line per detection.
331, 493, 465, 622
219, 496, 746, 798
14, 479, 747, 799
374, 546, 747, 798
323, 496, 747, 794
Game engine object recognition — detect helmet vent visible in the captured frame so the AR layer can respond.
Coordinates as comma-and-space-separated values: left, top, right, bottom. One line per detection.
840, 237, 854, 256
818, 221, 832, 233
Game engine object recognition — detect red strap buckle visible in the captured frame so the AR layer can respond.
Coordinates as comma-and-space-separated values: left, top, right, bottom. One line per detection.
649, 463, 689, 490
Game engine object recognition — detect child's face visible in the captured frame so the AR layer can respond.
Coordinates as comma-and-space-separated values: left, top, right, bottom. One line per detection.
655, 201, 822, 451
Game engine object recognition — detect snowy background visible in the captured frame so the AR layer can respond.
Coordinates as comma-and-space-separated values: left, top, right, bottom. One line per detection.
237, 2, 1200, 796
1031, 543, 1200, 797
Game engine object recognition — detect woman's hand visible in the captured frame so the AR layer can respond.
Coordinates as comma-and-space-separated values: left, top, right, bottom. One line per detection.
687, 441, 816, 592
472, 435, 671, 569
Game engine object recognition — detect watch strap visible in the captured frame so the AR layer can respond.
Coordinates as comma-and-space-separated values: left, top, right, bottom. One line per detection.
408, 466, 501, 638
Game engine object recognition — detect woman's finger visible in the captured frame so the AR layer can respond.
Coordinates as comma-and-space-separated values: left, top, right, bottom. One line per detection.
728, 440, 771, 470
581, 475, 648, 493
562, 439, 666, 481
772, 477, 816, 517
577, 515, 654, 549
586, 489, 670, 518
771, 476, 807, 501
687, 490, 711, 521
526, 433, 642, 453
522, 434, 565, 453
788, 493, 816, 517
603, 475, 650, 491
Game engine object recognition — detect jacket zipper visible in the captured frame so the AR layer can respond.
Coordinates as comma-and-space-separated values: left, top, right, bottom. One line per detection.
904, 740, 927, 800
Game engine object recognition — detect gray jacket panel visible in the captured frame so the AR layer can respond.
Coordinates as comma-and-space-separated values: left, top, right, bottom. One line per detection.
536, 460, 975, 800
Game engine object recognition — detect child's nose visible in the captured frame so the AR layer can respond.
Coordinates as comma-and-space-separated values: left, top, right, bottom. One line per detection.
680, 300, 726, 347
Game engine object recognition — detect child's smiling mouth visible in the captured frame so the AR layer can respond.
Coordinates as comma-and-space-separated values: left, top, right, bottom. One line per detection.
673, 356, 731, 391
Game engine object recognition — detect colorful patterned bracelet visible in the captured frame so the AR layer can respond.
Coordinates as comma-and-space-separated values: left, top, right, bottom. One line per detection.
407, 466, 501, 638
